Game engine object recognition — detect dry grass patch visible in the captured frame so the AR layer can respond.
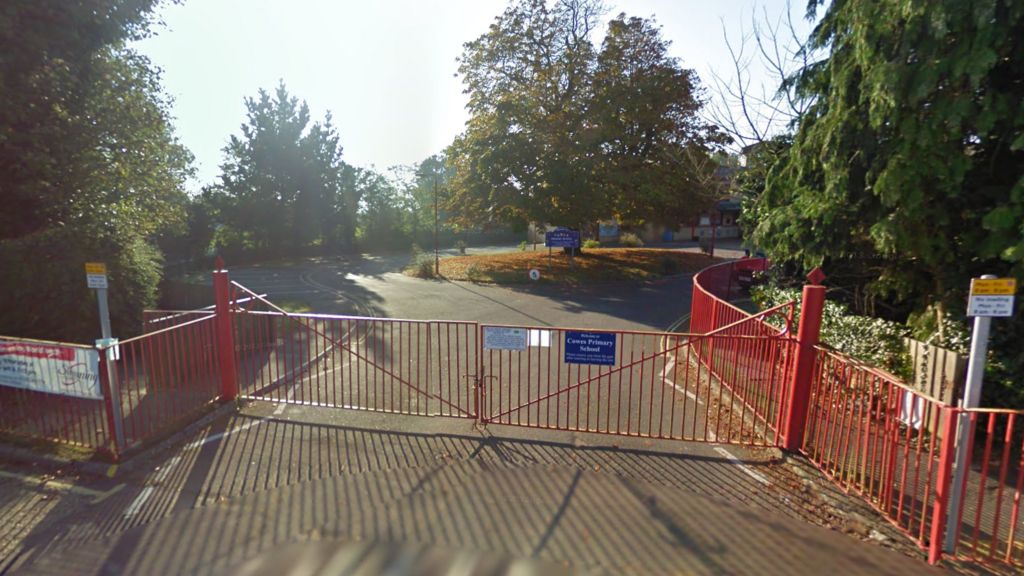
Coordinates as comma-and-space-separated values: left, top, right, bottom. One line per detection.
433, 248, 721, 284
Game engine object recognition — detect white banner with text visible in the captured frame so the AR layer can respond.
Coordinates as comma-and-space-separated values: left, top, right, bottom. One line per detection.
0, 339, 102, 399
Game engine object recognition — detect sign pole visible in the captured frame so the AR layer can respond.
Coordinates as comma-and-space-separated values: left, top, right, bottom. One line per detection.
944, 274, 1007, 551
97, 287, 113, 340
96, 287, 125, 450
85, 262, 125, 452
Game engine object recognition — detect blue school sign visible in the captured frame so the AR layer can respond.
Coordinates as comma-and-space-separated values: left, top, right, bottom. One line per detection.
564, 331, 617, 365
545, 227, 580, 248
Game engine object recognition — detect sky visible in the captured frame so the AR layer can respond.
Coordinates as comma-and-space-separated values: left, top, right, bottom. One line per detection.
133, 0, 817, 192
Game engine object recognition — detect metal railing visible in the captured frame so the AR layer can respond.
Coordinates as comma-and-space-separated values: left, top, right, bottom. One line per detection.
101, 314, 221, 451
230, 282, 477, 418
478, 319, 796, 445
691, 259, 1023, 568
942, 407, 1024, 565
802, 347, 951, 553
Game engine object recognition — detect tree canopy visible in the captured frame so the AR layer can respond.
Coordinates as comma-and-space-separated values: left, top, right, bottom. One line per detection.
447, 0, 725, 230
0, 1, 193, 342
746, 0, 1023, 403
205, 82, 358, 256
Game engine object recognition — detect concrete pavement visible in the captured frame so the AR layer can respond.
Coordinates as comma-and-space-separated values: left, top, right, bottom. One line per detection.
4, 402, 941, 575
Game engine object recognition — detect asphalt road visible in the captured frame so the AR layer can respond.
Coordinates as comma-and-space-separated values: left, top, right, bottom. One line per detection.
222, 247, 698, 331
217, 249, 725, 442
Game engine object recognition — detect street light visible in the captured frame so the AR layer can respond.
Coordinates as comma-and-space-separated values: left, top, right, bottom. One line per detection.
433, 175, 439, 275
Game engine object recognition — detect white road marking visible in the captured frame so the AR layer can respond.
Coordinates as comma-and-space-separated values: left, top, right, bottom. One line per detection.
713, 446, 770, 486
151, 456, 181, 483
122, 486, 154, 518
124, 402, 291, 519
660, 358, 703, 404
0, 469, 124, 503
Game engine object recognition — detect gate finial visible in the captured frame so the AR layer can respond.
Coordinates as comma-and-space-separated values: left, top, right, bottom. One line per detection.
806, 267, 826, 286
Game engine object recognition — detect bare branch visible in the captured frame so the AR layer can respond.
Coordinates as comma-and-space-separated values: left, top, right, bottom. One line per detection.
702, 1, 821, 148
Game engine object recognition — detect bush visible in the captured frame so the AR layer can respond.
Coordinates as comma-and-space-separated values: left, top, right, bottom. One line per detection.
466, 263, 484, 282
404, 243, 436, 278
454, 239, 467, 255
751, 284, 912, 378
698, 235, 713, 255
0, 225, 162, 343
583, 239, 601, 249
405, 254, 436, 278
619, 232, 643, 247
519, 240, 528, 252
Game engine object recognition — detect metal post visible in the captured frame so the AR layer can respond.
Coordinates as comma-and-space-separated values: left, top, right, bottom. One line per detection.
98, 346, 126, 457
433, 176, 439, 276
944, 276, 996, 551
213, 257, 238, 401
97, 288, 112, 340
929, 406, 959, 564
782, 270, 827, 451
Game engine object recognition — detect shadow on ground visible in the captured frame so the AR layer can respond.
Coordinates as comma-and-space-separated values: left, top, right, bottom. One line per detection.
5, 403, 943, 576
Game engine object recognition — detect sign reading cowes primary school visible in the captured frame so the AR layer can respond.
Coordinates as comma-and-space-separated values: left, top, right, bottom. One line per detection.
545, 227, 580, 248
0, 339, 102, 399
564, 331, 616, 366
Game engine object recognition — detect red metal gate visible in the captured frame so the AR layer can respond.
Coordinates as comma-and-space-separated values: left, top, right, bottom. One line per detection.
478, 313, 796, 446
230, 282, 477, 418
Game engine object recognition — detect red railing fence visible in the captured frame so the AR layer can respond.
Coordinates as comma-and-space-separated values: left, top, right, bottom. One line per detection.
229, 281, 478, 418
478, 324, 778, 443
694, 258, 1024, 569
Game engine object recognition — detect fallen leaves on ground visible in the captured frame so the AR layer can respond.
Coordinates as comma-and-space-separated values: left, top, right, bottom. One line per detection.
430, 248, 721, 285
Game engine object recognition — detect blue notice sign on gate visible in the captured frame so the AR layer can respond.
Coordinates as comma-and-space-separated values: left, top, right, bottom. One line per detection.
564, 331, 616, 365
545, 227, 580, 248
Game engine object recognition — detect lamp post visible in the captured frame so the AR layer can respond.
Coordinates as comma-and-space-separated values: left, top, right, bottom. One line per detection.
433, 175, 439, 276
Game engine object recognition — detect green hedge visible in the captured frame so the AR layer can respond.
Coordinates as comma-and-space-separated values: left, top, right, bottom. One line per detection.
751, 285, 912, 379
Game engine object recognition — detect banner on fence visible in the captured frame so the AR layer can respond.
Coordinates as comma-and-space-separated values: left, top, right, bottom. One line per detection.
0, 339, 101, 399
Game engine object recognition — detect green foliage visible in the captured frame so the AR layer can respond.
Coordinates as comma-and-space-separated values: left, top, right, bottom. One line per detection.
405, 254, 437, 279
907, 307, 970, 355
753, 0, 1024, 317
619, 232, 643, 247
466, 263, 484, 283
752, 285, 912, 379
0, 225, 162, 343
0, 1, 193, 342
745, 0, 1024, 407
210, 82, 356, 257
582, 239, 601, 249
447, 0, 725, 228
519, 241, 528, 252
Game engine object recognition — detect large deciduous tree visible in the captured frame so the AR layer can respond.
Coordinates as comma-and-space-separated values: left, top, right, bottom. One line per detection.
447, 0, 723, 230
0, 1, 194, 342
592, 15, 727, 225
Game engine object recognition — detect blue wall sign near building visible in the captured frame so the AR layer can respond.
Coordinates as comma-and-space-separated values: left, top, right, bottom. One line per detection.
564, 331, 617, 365
545, 227, 580, 248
